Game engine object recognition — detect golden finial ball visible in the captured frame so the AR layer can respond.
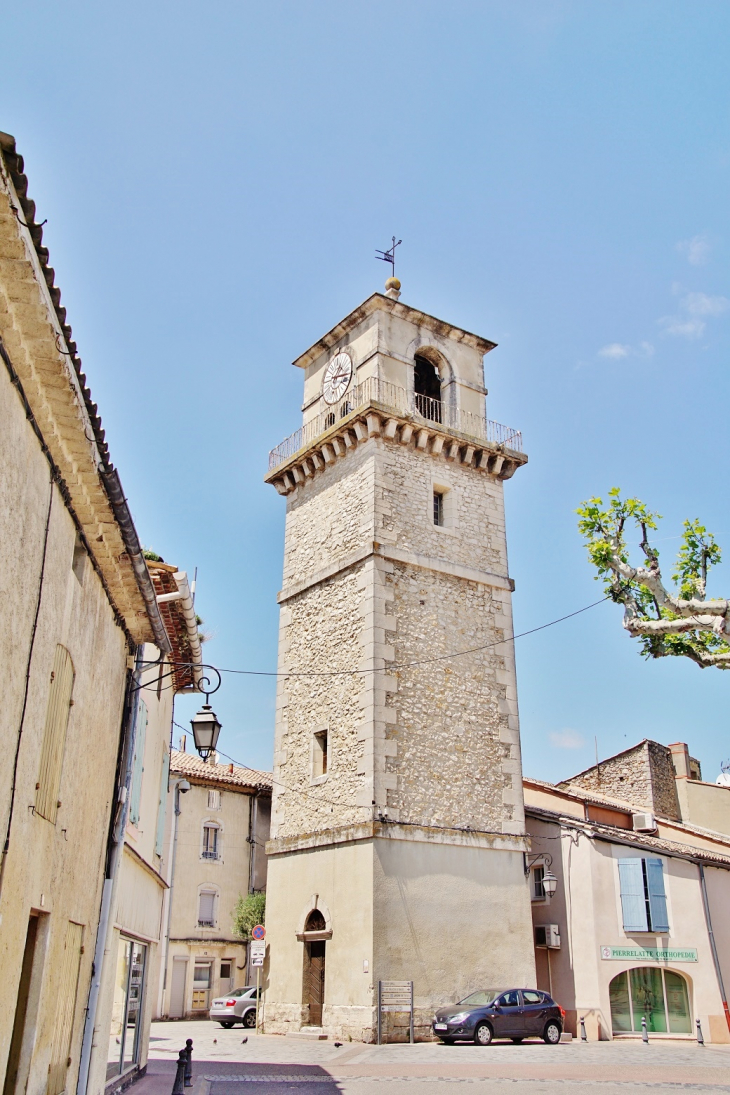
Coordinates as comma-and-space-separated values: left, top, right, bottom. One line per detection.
385, 276, 401, 291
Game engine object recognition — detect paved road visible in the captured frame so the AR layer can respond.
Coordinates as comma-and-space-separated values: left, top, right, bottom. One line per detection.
140, 1019, 730, 1095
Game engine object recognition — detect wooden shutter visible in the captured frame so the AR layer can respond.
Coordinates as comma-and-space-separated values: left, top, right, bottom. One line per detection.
617, 858, 648, 932
154, 747, 170, 856
47, 921, 83, 1095
645, 858, 669, 932
36, 646, 75, 823
128, 701, 148, 826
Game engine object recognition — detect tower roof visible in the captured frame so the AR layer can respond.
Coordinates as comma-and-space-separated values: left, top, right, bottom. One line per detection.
292, 292, 497, 371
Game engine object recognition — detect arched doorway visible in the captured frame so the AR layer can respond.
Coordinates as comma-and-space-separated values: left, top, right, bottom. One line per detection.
303, 910, 326, 1026
609, 968, 691, 1035
414, 353, 442, 422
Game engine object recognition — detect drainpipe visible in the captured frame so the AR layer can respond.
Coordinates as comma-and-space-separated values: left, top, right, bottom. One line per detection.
76, 645, 145, 1095
697, 862, 730, 1033
158, 779, 189, 1017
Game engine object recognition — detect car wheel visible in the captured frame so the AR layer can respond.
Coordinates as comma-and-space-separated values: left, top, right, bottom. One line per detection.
543, 1021, 561, 1044
511, 1037, 523, 1044
243, 1010, 257, 1028
219, 1021, 234, 1029
474, 1022, 493, 1046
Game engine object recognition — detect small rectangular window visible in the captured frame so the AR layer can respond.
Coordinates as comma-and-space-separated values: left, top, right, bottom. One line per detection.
313, 730, 328, 778
207, 789, 221, 810
532, 865, 545, 900
433, 490, 444, 527
202, 825, 219, 860
198, 891, 216, 926
220, 961, 232, 980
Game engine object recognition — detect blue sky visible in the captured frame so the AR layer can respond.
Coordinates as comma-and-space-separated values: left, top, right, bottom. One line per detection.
3, 2, 729, 782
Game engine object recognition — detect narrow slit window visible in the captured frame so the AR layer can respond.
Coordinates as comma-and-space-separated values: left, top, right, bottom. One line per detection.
433, 491, 444, 527
313, 730, 328, 778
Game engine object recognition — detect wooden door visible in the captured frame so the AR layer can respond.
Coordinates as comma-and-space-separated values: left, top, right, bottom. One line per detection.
47, 922, 83, 1095
307, 942, 325, 1026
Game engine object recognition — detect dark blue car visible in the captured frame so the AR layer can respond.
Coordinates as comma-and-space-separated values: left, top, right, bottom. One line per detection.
432, 988, 564, 1045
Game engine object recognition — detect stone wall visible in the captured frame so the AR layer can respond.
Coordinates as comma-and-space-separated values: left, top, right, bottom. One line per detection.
560, 741, 681, 820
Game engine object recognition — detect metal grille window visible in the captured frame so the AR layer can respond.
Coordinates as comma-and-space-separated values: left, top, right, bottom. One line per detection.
36, 645, 75, 824
198, 890, 216, 927
202, 825, 219, 860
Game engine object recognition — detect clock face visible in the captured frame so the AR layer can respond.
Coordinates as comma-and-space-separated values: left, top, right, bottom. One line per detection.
322, 352, 353, 405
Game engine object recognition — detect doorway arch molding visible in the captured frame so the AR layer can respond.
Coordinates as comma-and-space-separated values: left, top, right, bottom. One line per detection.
295, 895, 333, 939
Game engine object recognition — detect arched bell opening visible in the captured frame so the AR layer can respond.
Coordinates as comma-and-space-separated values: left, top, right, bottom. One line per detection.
413, 353, 443, 423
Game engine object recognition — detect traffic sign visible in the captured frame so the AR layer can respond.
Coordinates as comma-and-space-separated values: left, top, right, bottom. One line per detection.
250, 940, 266, 968
252, 924, 266, 940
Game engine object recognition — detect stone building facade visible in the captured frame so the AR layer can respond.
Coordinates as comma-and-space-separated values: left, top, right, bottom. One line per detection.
262, 286, 536, 1041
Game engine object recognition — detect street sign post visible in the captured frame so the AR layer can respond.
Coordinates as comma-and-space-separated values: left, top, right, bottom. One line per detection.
249, 934, 266, 1033
377, 980, 414, 1044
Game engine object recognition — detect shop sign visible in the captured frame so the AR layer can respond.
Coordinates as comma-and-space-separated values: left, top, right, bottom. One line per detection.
600, 945, 697, 962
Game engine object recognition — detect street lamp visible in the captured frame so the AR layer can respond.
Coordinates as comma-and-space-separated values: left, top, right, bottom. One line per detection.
190, 703, 222, 760
541, 869, 558, 898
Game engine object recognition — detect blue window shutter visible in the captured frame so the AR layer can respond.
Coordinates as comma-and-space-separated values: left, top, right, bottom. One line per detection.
129, 701, 147, 826
645, 858, 669, 932
155, 747, 170, 856
618, 858, 648, 931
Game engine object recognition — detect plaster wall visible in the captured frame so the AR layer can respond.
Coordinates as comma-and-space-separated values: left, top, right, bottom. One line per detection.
675, 779, 730, 837
155, 776, 255, 1017
527, 814, 730, 1042
0, 363, 129, 1095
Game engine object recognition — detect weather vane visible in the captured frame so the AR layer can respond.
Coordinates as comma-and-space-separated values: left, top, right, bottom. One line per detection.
375, 236, 402, 278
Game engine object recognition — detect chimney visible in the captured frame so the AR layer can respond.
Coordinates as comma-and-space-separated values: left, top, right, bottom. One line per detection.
180, 733, 187, 753
669, 742, 690, 779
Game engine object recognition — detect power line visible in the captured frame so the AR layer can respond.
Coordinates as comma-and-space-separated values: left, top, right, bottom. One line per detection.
215, 595, 610, 679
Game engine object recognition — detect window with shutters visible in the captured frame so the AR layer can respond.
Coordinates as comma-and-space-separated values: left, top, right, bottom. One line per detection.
154, 748, 170, 857
198, 889, 217, 927
36, 646, 75, 824
617, 857, 669, 933
128, 701, 148, 827
207, 789, 221, 810
47, 921, 83, 1095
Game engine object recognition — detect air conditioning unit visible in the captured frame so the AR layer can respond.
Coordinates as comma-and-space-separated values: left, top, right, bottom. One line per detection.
632, 812, 657, 832
534, 924, 561, 949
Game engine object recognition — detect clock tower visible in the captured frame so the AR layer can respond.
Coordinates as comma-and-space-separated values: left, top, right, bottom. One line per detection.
263, 280, 535, 1041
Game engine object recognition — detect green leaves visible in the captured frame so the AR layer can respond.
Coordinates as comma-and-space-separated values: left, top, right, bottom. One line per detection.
232, 891, 266, 940
577, 490, 729, 668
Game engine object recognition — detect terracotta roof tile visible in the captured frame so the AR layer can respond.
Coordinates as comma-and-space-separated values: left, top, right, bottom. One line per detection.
170, 750, 272, 792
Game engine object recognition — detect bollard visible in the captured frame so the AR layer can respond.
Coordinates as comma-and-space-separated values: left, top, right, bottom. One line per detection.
696, 1019, 704, 1045
172, 1049, 186, 1095
580, 1016, 587, 1042
184, 1039, 193, 1087
641, 1017, 649, 1044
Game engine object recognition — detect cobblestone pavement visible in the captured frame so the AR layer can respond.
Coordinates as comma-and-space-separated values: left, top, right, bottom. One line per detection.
140, 1020, 730, 1095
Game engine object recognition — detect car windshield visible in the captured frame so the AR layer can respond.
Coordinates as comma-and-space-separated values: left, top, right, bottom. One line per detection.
458, 990, 503, 1007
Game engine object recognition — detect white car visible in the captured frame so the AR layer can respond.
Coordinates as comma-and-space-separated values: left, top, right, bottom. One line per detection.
209, 986, 258, 1028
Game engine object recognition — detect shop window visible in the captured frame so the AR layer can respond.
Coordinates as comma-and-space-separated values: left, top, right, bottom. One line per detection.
106, 938, 147, 1079
609, 968, 691, 1035
618, 858, 669, 933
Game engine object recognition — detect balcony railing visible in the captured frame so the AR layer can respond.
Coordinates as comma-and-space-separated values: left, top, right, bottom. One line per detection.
268, 377, 522, 471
